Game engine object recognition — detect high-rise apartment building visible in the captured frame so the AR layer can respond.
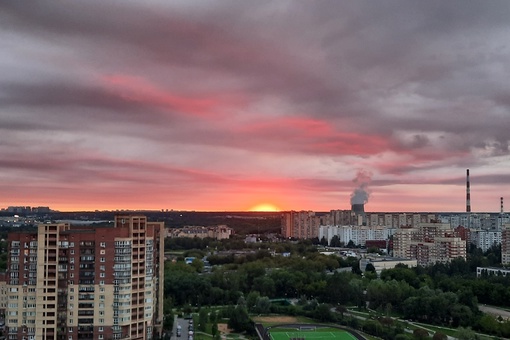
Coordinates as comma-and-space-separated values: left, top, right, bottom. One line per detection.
281, 211, 322, 239
393, 223, 466, 266
5, 215, 164, 340
502, 225, 510, 265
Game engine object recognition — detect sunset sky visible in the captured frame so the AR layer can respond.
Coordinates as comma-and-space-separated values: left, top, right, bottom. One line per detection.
1, 1, 510, 212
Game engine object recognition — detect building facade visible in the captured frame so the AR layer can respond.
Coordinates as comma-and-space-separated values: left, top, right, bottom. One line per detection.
167, 225, 233, 240
502, 224, 510, 265
393, 223, 466, 266
469, 229, 501, 252
281, 211, 322, 239
5, 215, 164, 340
359, 256, 417, 275
318, 225, 394, 247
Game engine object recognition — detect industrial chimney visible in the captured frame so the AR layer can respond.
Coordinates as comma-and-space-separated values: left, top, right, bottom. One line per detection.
466, 169, 471, 213
501, 197, 504, 214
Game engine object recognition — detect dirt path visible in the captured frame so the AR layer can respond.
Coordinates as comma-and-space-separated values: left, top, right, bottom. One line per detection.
251, 316, 301, 323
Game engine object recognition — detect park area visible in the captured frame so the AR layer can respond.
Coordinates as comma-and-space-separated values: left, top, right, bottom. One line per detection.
268, 327, 358, 340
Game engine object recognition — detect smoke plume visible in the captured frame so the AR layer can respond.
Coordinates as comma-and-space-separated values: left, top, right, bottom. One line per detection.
350, 169, 372, 205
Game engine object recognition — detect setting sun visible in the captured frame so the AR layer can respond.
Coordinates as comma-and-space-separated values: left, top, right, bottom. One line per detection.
249, 203, 281, 212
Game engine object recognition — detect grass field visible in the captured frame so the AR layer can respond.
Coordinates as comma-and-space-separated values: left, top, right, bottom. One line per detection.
268, 327, 357, 340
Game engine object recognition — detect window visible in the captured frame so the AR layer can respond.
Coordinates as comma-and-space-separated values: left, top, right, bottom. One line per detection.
99, 280, 105, 285
100, 242, 106, 247
99, 273, 105, 278
100, 257, 105, 262
99, 327, 103, 332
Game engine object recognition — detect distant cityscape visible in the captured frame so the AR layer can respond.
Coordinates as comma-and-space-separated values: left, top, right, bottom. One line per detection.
1, 198, 510, 339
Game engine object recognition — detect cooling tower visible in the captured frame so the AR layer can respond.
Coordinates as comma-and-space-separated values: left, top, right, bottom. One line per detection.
351, 203, 365, 215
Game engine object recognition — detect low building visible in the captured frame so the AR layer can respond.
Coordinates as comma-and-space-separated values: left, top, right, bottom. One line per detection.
167, 225, 233, 240
318, 225, 392, 247
476, 267, 510, 278
359, 256, 417, 275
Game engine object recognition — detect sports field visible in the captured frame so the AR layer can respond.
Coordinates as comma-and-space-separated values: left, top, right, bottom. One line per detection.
268, 327, 357, 340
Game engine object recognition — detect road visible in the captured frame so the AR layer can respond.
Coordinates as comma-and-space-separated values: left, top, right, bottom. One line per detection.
478, 304, 510, 320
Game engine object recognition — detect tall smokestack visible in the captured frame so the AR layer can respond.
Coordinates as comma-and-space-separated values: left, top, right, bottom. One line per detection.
466, 169, 471, 213
501, 197, 504, 214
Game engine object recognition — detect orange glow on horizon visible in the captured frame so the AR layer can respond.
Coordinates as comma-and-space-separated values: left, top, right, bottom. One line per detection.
249, 203, 281, 212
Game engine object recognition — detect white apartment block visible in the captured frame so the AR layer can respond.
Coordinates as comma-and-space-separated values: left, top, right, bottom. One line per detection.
469, 229, 501, 252
318, 225, 392, 247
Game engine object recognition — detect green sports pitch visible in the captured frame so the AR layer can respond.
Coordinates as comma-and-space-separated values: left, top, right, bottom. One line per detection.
268, 327, 357, 340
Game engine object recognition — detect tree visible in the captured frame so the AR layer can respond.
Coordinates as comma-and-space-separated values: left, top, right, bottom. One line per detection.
477, 314, 500, 335
330, 235, 342, 247
314, 303, 334, 322
190, 258, 204, 273
432, 332, 448, 340
163, 314, 173, 333
228, 304, 252, 333
211, 322, 219, 338
456, 327, 477, 340
246, 291, 260, 312
413, 328, 429, 340
198, 308, 208, 332
365, 263, 376, 273
255, 297, 271, 314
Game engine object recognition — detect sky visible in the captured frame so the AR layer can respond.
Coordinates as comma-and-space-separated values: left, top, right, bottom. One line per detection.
1, 1, 510, 213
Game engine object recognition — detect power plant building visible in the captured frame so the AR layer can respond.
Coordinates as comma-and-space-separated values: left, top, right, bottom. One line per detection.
4, 215, 165, 340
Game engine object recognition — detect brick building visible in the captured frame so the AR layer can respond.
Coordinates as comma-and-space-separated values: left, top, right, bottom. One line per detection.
393, 223, 466, 266
5, 215, 164, 340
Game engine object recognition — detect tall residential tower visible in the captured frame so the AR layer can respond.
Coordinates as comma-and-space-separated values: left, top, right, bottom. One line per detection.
5, 215, 164, 340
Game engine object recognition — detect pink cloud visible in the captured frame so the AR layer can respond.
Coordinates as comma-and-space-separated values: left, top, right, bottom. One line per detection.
101, 74, 243, 117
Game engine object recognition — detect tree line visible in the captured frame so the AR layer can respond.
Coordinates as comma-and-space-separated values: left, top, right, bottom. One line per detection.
163, 238, 510, 339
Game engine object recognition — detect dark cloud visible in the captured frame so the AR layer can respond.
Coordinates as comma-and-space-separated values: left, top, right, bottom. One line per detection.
1, 0, 510, 211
